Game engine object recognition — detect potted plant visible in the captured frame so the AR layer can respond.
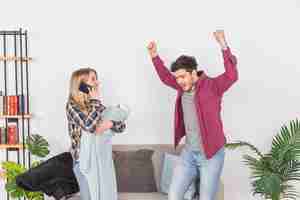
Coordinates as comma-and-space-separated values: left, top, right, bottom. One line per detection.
1, 134, 50, 200
225, 119, 300, 200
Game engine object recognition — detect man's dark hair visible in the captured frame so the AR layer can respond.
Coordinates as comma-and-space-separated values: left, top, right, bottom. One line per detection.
170, 55, 198, 72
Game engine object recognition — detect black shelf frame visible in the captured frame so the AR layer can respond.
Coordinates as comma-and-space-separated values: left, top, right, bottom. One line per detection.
0, 28, 32, 200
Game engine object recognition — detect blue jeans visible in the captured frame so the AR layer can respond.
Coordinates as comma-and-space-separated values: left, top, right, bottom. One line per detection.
73, 161, 91, 200
168, 147, 225, 200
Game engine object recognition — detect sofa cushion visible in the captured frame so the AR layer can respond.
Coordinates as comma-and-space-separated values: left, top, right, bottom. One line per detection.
118, 192, 167, 200
65, 193, 80, 200
113, 149, 157, 193
112, 145, 224, 200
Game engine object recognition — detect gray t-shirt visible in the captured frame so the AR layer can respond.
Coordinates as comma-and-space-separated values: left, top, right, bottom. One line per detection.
182, 91, 204, 152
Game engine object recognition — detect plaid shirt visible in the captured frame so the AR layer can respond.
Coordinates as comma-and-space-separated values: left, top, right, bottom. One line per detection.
66, 99, 126, 160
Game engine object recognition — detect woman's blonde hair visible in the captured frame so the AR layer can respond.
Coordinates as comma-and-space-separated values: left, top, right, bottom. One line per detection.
68, 67, 98, 112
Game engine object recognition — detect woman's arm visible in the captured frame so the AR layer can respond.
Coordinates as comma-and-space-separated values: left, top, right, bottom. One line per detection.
66, 99, 105, 133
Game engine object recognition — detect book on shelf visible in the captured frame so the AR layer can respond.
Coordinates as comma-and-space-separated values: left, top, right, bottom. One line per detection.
0, 91, 3, 115
0, 127, 6, 144
0, 120, 18, 145
18, 94, 26, 114
7, 121, 18, 144
0, 92, 28, 116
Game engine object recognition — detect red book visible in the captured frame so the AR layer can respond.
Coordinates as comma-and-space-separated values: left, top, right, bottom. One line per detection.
8, 96, 14, 115
7, 123, 17, 144
7, 96, 18, 115
13, 96, 18, 115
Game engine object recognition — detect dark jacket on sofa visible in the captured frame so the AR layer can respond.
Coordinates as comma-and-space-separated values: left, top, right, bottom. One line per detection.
16, 152, 79, 200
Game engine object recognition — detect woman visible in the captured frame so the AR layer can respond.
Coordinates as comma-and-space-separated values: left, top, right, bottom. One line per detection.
66, 68, 125, 200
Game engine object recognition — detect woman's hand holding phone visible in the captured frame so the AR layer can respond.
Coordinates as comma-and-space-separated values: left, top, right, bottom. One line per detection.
89, 86, 100, 99
79, 82, 99, 100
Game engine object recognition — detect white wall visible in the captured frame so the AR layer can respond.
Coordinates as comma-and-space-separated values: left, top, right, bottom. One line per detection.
0, 0, 300, 199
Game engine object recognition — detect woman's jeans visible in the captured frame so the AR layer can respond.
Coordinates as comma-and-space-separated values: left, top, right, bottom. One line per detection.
73, 161, 91, 200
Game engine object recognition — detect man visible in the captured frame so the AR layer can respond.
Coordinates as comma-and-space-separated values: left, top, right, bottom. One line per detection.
147, 30, 238, 200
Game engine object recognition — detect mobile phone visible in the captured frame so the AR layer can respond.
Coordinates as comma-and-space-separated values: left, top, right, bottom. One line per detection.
79, 82, 92, 94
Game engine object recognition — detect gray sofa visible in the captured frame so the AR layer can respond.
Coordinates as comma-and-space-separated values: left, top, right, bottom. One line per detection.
51, 144, 224, 200
114, 144, 224, 200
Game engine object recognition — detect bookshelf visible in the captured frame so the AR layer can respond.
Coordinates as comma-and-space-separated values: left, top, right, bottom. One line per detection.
0, 56, 33, 62
0, 144, 24, 149
0, 29, 32, 200
0, 114, 32, 119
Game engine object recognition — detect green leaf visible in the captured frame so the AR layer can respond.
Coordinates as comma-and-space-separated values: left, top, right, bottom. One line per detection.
271, 120, 300, 162
1, 134, 49, 200
226, 119, 300, 199
5, 180, 26, 199
1, 161, 26, 182
225, 141, 263, 158
31, 160, 42, 168
26, 134, 50, 158
25, 191, 44, 200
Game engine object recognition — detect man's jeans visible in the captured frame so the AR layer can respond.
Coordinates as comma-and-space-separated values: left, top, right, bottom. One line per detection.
168, 147, 225, 200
